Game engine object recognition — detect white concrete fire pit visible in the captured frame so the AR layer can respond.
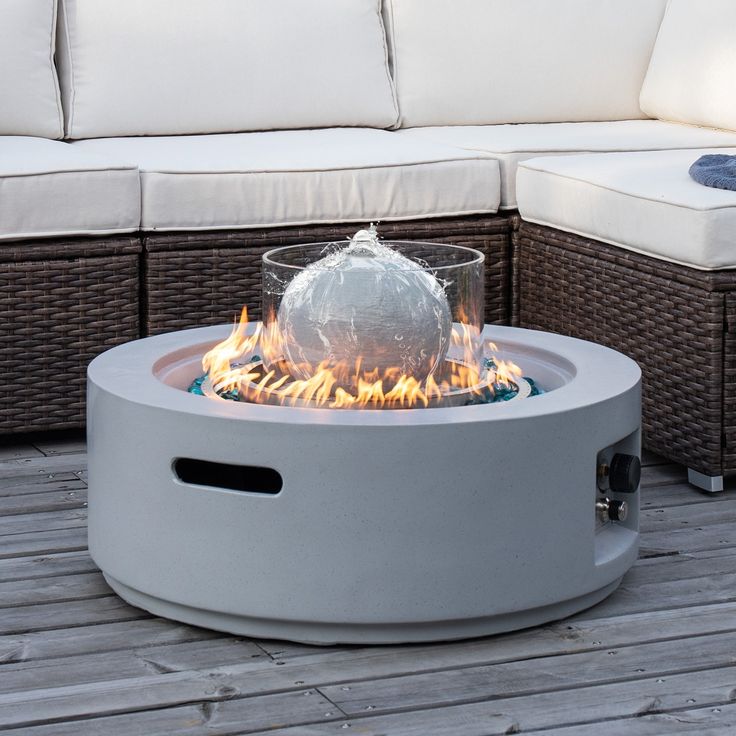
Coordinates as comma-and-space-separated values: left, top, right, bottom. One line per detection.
88, 322, 640, 645
88, 234, 641, 644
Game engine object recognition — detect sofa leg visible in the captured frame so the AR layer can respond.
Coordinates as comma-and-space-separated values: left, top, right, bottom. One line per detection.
687, 468, 725, 493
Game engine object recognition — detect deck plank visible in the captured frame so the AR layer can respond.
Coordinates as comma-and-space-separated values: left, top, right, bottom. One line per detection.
0, 527, 88, 559
0, 638, 267, 695
0, 476, 84, 499
0, 572, 110, 608
0, 596, 148, 637
0, 489, 88, 517
641, 522, 736, 555
0, 618, 223, 665
0, 436, 734, 734
0, 455, 87, 480
0, 690, 343, 735
640, 499, 736, 532
0, 509, 88, 537
629, 547, 736, 583
0, 551, 98, 583
522, 705, 736, 735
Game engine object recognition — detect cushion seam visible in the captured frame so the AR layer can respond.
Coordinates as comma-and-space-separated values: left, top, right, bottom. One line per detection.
140, 209, 500, 230
638, 0, 672, 117
49, 0, 64, 139
0, 226, 140, 240
376, 0, 400, 129
0, 168, 139, 179
134, 158, 499, 176
61, 0, 77, 138
385, 0, 401, 129
420, 142, 736, 156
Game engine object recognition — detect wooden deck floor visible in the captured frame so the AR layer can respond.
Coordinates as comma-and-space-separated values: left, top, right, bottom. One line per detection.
1, 435, 735, 735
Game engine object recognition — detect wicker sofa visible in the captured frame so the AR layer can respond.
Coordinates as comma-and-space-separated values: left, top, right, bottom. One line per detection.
3, 0, 736, 489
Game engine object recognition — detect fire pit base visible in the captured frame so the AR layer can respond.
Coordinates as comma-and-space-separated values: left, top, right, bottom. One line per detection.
88, 325, 641, 645
104, 574, 622, 645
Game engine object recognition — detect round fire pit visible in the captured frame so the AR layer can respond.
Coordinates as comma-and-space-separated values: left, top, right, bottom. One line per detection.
87, 322, 641, 645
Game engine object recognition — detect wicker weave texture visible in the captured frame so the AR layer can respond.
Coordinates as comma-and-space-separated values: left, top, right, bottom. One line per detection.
144, 216, 512, 335
0, 238, 140, 434
723, 295, 736, 473
515, 222, 732, 477
509, 214, 522, 327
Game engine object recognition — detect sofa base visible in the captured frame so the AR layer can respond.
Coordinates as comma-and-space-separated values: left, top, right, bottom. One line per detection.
515, 221, 736, 479
144, 215, 512, 335
0, 236, 140, 435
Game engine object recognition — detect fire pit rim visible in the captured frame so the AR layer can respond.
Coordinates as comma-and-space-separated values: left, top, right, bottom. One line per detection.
88, 324, 641, 428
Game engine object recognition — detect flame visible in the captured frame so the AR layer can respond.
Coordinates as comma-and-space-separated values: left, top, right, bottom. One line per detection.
485, 341, 523, 387
202, 307, 261, 394
200, 309, 524, 409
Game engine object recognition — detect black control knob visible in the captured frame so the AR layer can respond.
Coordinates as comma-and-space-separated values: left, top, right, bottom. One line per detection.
608, 454, 641, 493
608, 499, 629, 522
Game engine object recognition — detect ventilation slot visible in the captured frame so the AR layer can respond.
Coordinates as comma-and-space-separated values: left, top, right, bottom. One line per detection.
174, 459, 282, 495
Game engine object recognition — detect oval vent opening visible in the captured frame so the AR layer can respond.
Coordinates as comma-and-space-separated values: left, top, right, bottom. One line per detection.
174, 459, 283, 495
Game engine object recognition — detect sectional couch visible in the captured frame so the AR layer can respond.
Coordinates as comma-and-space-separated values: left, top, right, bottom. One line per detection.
3, 0, 736, 490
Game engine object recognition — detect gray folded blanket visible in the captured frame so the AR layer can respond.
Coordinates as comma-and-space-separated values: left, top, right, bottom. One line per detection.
689, 154, 736, 192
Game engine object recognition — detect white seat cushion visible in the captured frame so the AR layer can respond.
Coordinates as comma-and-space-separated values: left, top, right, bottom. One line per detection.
0, 137, 140, 240
57, 0, 398, 139
0, 0, 63, 138
640, 0, 736, 132
399, 121, 736, 209
517, 149, 736, 270
384, 0, 667, 127
73, 129, 500, 232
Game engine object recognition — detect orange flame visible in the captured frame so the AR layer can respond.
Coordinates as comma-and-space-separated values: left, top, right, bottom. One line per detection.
201, 309, 523, 409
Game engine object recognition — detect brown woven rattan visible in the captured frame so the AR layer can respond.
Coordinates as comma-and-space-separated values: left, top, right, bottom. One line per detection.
509, 213, 523, 326
515, 221, 736, 478
144, 216, 512, 335
0, 237, 141, 434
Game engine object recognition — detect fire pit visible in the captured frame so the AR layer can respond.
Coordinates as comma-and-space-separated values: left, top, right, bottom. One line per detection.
87, 229, 641, 645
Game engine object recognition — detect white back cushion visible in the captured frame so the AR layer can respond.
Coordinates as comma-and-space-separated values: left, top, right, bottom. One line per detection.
640, 0, 736, 132
0, 0, 63, 138
385, 0, 667, 127
57, 0, 398, 139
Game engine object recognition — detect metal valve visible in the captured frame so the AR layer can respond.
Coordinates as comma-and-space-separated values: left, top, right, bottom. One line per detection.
598, 453, 641, 493
596, 498, 629, 523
